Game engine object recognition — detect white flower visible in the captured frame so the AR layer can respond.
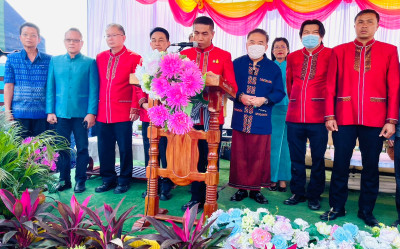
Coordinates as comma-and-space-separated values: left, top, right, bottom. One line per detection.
292, 230, 310, 248
272, 220, 294, 240
256, 207, 270, 214
360, 236, 380, 249
315, 222, 332, 236
378, 227, 398, 244
242, 216, 255, 232
355, 230, 372, 243
392, 235, 400, 248
294, 218, 310, 230
337, 241, 355, 249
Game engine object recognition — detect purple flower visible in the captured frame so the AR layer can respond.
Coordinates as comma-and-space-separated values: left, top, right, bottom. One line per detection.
160, 53, 183, 79
167, 112, 193, 135
165, 84, 190, 110
34, 149, 41, 155
152, 77, 170, 98
147, 105, 170, 127
42, 146, 47, 152
22, 137, 33, 144
180, 68, 204, 96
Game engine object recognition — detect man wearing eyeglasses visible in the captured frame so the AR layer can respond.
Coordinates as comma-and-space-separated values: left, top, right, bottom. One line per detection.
4, 22, 51, 137
46, 28, 99, 193
95, 23, 142, 194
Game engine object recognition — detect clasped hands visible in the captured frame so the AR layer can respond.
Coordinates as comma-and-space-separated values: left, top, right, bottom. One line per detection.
241, 94, 266, 108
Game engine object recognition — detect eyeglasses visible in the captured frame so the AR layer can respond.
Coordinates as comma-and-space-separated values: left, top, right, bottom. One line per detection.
273, 45, 287, 50
64, 39, 82, 43
105, 34, 124, 39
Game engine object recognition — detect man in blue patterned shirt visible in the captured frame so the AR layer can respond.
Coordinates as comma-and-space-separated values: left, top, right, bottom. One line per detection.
4, 22, 51, 137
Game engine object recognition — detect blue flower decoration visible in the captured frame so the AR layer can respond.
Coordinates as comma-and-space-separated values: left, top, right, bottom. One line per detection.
229, 209, 243, 223
271, 235, 287, 249
343, 223, 359, 238
227, 222, 242, 237
216, 213, 231, 226
333, 227, 354, 244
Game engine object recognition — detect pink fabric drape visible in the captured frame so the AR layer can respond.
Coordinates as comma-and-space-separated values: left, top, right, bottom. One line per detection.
139, 0, 400, 34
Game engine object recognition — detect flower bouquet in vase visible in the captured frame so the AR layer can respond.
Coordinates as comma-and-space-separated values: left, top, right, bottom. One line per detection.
135, 50, 206, 135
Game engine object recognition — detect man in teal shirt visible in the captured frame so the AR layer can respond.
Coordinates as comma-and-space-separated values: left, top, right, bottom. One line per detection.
46, 28, 99, 193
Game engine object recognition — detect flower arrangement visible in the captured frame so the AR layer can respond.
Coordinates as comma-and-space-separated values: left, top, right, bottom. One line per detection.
206, 208, 400, 249
135, 50, 205, 135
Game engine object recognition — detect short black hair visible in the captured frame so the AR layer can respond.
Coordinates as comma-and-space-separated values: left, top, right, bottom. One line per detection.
271, 37, 290, 61
193, 16, 214, 31
150, 27, 169, 41
106, 23, 125, 35
19, 22, 40, 37
65, 28, 83, 39
247, 28, 269, 43
354, 9, 380, 23
299, 19, 325, 38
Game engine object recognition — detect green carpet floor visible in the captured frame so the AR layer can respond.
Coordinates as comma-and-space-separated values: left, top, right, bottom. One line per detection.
48, 159, 397, 234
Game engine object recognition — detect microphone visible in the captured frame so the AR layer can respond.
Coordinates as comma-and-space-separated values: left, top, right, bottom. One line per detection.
170, 41, 198, 48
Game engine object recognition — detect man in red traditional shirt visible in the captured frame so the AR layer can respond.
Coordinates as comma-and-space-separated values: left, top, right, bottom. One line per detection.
321, 9, 400, 226
180, 16, 237, 211
95, 23, 142, 194
283, 20, 332, 211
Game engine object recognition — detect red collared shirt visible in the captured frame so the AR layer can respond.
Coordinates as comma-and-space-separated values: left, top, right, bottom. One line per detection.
325, 39, 400, 127
180, 44, 237, 125
286, 45, 332, 123
96, 46, 142, 123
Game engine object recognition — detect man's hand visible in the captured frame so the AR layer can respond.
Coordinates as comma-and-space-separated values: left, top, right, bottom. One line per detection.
130, 114, 139, 122
47, 113, 57, 124
250, 97, 267, 108
388, 139, 395, 147
379, 123, 395, 138
5, 110, 14, 121
240, 94, 255, 106
325, 119, 338, 132
142, 103, 149, 110
84, 114, 96, 129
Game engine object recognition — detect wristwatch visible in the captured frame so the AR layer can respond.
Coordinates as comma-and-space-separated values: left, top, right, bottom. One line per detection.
264, 98, 269, 105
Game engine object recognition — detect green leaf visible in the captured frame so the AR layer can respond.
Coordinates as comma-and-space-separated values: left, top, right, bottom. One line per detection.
2, 230, 17, 244
184, 103, 193, 117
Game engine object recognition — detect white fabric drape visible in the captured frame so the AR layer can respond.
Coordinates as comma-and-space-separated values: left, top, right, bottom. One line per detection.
87, 0, 400, 59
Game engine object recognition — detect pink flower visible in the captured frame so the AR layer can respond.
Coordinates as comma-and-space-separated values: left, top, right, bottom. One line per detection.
331, 224, 339, 236
272, 220, 294, 240
152, 77, 170, 98
167, 112, 193, 135
42, 146, 47, 152
180, 68, 204, 96
166, 84, 190, 110
147, 105, 170, 127
251, 228, 271, 248
160, 53, 183, 79
34, 149, 41, 155
22, 137, 33, 144
50, 161, 57, 171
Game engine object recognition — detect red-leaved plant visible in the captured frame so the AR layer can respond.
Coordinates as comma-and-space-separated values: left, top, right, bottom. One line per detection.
37, 194, 94, 248
140, 204, 232, 249
0, 188, 50, 248
80, 197, 149, 249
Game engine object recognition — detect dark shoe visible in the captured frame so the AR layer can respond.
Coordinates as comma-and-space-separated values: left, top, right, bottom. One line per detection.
95, 182, 117, 193
267, 185, 277, 191
278, 186, 287, 192
230, 189, 248, 202
308, 199, 321, 210
141, 191, 147, 198
392, 220, 400, 227
249, 191, 268, 204
56, 182, 72, 192
283, 194, 306, 205
181, 200, 204, 211
160, 192, 172, 201
114, 184, 130, 194
357, 211, 380, 227
320, 208, 346, 221
74, 182, 86, 193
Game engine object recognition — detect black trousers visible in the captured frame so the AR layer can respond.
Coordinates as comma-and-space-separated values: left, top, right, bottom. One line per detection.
142, 121, 172, 193
15, 118, 47, 138
190, 125, 222, 203
286, 122, 328, 201
97, 121, 133, 185
394, 137, 400, 220
329, 125, 383, 214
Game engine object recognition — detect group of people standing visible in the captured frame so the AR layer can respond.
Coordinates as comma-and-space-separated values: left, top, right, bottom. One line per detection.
3, 8, 400, 228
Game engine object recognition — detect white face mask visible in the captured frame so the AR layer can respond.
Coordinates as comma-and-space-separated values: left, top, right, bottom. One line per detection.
247, 44, 266, 60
